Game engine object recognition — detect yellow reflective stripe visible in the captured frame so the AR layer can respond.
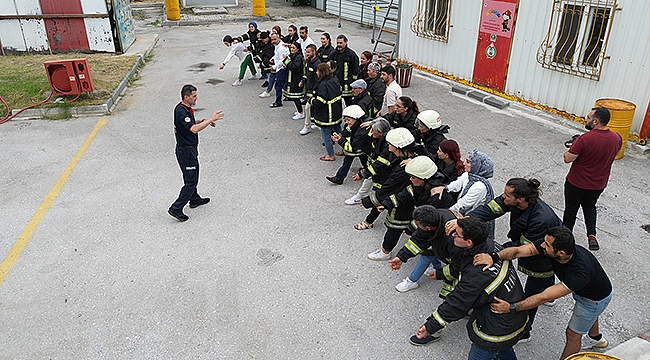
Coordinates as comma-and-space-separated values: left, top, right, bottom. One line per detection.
472, 316, 530, 343
406, 185, 415, 197
442, 264, 458, 280
405, 239, 422, 255
487, 200, 504, 215
484, 260, 509, 295
370, 192, 381, 206
343, 62, 348, 80
389, 194, 398, 207
432, 310, 448, 327
373, 182, 382, 189
367, 163, 377, 176
327, 95, 342, 104
517, 265, 554, 279
520, 234, 532, 245
376, 156, 391, 166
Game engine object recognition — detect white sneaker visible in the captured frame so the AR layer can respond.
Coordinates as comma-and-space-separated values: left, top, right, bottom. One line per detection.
292, 112, 305, 120
395, 277, 419, 292
293, 111, 300, 115
299, 126, 311, 135
232, 79, 243, 86
368, 248, 390, 261
259, 91, 271, 98
543, 300, 556, 307
345, 194, 362, 205
248, 74, 258, 80
310, 124, 321, 130
581, 334, 609, 350
424, 264, 436, 276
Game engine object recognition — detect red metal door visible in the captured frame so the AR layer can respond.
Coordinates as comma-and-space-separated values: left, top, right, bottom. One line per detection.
39, 0, 90, 52
472, 0, 519, 91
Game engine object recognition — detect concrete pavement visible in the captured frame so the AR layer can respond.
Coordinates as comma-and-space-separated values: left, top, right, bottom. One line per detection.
0, 2, 649, 359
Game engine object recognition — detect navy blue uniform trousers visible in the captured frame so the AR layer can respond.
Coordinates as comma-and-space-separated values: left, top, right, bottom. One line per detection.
170, 146, 202, 212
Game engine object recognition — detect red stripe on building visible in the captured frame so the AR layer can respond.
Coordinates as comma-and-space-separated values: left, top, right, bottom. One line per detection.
39, 0, 90, 52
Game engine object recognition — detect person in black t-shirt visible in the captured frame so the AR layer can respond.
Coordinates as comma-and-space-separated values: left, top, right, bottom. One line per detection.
474, 226, 612, 359
168, 84, 224, 222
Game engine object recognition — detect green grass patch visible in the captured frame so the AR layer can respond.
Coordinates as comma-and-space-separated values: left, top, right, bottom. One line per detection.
0, 52, 140, 111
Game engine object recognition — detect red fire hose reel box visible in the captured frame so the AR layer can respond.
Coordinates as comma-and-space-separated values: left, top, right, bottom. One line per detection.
44, 58, 95, 95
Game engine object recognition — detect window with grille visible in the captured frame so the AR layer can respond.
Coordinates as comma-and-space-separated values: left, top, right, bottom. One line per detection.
410, 0, 452, 42
537, 0, 617, 80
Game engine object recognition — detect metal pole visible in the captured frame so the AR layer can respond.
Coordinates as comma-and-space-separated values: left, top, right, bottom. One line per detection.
338, 0, 341, 28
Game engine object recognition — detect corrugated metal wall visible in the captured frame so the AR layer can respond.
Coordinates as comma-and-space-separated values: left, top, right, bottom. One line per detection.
398, 0, 650, 135
326, 0, 398, 31
0, 0, 115, 53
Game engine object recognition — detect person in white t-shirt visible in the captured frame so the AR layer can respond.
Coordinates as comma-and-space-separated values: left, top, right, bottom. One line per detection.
380, 65, 402, 116
297, 26, 315, 57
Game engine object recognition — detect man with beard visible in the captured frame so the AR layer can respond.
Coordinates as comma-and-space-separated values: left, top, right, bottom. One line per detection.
297, 26, 315, 57
380, 65, 402, 116
562, 107, 621, 251
474, 226, 612, 359
331, 34, 360, 105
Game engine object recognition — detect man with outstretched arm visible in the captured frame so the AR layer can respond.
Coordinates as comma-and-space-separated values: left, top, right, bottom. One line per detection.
474, 226, 612, 359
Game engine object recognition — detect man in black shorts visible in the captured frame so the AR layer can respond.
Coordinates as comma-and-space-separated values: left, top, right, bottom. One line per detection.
474, 226, 612, 359
168, 84, 224, 221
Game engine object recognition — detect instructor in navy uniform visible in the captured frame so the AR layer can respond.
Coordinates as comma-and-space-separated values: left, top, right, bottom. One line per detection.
168, 84, 224, 221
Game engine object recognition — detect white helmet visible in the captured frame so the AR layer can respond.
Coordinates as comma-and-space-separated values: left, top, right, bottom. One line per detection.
405, 156, 438, 179
417, 110, 442, 129
386, 128, 415, 148
342, 105, 366, 119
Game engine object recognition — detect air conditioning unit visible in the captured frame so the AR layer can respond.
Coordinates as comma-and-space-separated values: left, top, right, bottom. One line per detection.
44, 58, 95, 95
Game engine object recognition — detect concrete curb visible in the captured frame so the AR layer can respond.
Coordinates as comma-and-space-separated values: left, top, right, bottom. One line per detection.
606, 329, 650, 360
10, 34, 158, 120
451, 84, 510, 110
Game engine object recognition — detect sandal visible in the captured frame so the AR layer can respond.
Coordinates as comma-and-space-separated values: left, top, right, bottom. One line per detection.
319, 155, 336, 161
335, 151, 344, 156
354, 221, 374, 230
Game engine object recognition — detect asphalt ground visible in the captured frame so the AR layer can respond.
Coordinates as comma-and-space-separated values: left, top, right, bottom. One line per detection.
1, 12, 649, 360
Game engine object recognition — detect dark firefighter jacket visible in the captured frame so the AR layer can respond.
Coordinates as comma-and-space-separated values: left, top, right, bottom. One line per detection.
424, 240, 530, 352
303, 56, 322, 98
468, 196, 562, 278
310, 76, 343, 126
283, 51, 305, 99
349, 90, 374, 117
365, 76, 385, 117
359, 135, 392, 190
416, 124, 450, 155
331, 47, 360, 98
337, 118, 373, 157
317, 44, 336, 64
384, 109, 418, 132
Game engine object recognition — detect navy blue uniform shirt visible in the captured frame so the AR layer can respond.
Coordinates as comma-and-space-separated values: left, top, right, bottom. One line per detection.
174, 102, 198, 147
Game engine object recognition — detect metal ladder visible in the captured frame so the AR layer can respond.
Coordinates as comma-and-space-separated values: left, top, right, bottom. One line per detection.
370, 0, 399, 62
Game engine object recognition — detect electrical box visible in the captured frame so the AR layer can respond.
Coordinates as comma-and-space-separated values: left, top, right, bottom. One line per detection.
44, 58, 95, 95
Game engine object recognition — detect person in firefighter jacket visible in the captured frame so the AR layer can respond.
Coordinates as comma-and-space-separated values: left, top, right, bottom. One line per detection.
466, 177, 562, 342
390, 205, 459, 295
327, 105, 373, 184
283, 42, 306, 119
310, 62, 343, 161
348, 79, 374, 117
346, 118, 392, 206
365, 62, 385, 117
411, 217, 530, 360
331, 35, 360, 103
414, 110, 450, 155
256, 31, 274, 80
360, 128, 428, 261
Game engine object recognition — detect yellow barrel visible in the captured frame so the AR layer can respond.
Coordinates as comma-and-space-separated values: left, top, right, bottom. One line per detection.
252, 0, 266, 17
595, 98, 636, 160
565, 352, 622, 360
165, 0, 180, 21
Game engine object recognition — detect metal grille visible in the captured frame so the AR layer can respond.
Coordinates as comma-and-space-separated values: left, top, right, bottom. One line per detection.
537, 0, 617, 80
410, 0, 452, 42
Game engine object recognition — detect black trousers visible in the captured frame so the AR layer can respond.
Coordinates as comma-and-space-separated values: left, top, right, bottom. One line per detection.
170, 146, 202, 212
563, 179, 604, 236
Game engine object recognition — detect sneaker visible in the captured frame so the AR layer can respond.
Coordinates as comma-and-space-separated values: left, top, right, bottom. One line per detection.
261, 81, 269, 87
367, 248, 390, 261
189, 197, 210, 208
581, 334, 609, 350
232, 79, 243, 86
424, 264, 436, 276
248, 74, 258, 80
543, 300, 556, 307
299, 126, 311, 135
293, 111, 300, 116
168, 209, 188, 222
292, 112, 305, 120
310, 124, 321, 130
395, 277, 419, 292
588, 235, 600, 251
258, 91, 271, 98
269, 103, 283, 108
409, 332, 441, 346
345, 194, 362, 205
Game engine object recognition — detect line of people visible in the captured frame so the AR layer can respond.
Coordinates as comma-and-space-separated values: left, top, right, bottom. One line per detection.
219, 22, 620, 360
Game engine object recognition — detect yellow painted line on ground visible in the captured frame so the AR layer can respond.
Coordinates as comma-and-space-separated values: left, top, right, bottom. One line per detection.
0, 117, 109, 287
